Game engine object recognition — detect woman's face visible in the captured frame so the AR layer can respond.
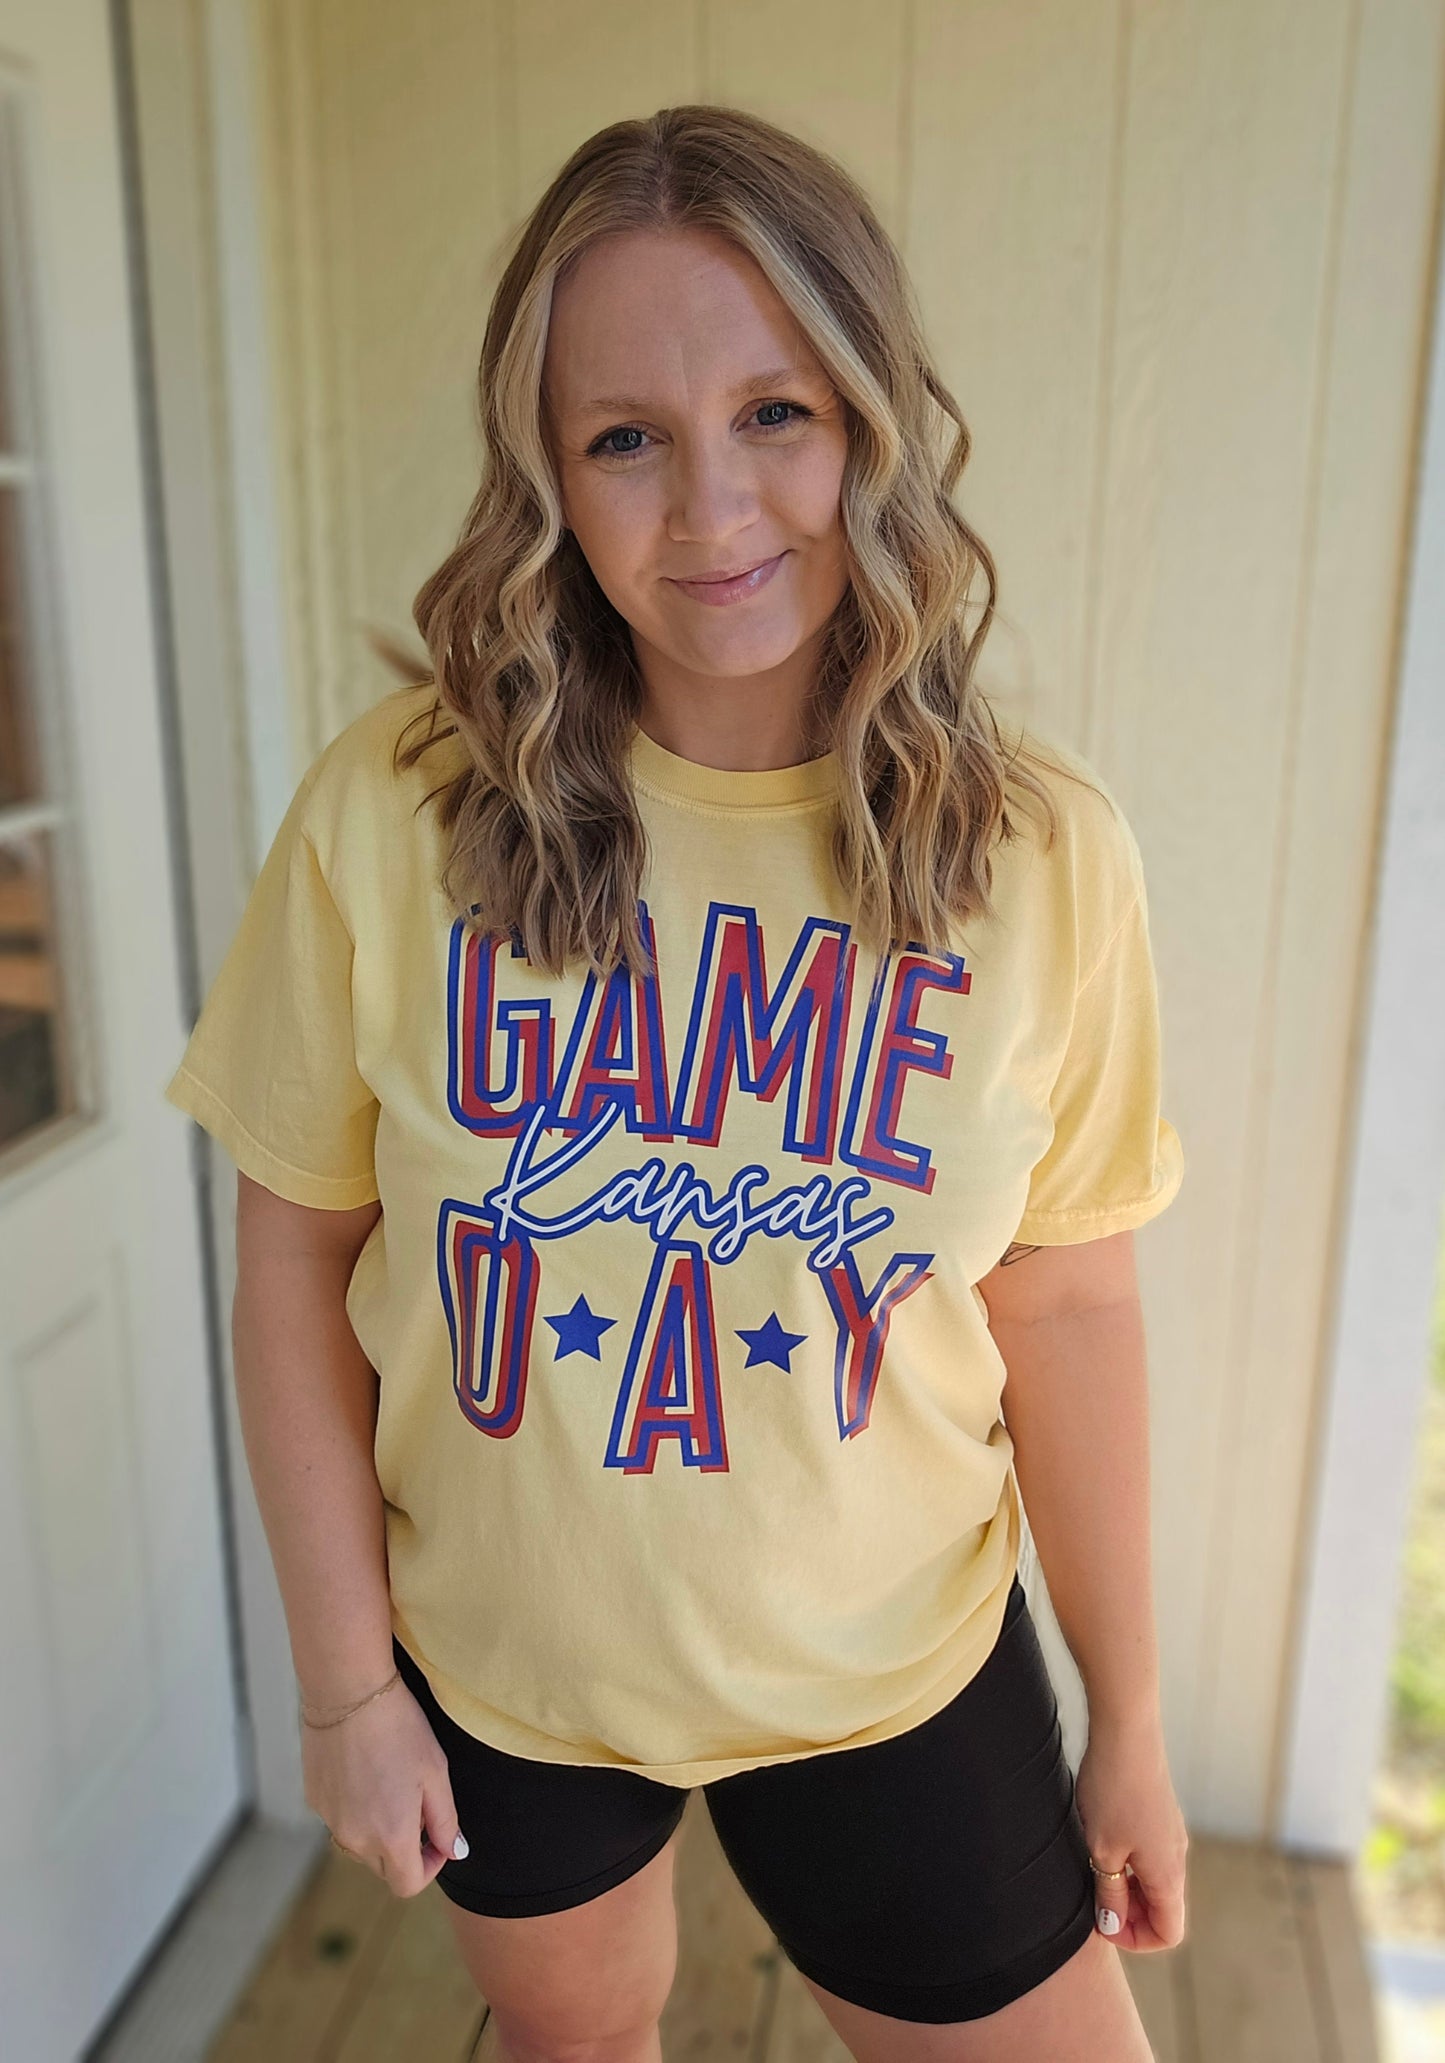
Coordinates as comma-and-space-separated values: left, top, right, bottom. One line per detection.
543, 226, 852, 707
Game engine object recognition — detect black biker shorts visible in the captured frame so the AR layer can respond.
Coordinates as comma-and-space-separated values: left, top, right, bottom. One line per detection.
390, 1574, 1097, 2025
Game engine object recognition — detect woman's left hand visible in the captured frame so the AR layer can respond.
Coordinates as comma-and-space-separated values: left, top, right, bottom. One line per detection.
1073, 1710, 1189, 1951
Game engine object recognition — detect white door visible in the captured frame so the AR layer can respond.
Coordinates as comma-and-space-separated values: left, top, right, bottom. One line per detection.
0, 4, 242, 2058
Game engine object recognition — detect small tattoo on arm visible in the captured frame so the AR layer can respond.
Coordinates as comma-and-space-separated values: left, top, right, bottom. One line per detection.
998, 1242, 1042, 1266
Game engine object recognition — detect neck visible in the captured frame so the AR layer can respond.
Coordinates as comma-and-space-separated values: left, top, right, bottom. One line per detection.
631, 640, 826, 772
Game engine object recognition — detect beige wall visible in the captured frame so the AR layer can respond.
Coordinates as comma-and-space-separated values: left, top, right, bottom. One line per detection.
246, 0, 1445, 1838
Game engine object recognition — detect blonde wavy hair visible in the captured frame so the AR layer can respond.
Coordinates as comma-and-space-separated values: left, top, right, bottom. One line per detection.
382, 101, 1092, 980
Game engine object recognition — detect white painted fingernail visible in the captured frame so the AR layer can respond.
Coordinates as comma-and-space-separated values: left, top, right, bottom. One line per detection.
1096, 1906, 1120, 1935
452, 1833, 470, 1859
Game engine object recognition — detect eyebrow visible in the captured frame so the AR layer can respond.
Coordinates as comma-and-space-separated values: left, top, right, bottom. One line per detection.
573, 364, 820, 417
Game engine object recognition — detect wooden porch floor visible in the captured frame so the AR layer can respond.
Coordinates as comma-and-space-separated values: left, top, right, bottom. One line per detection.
204, 1797, 1381, 2062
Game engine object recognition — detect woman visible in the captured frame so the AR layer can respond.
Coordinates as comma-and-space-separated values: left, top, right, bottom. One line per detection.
166, 103, 1187, 2060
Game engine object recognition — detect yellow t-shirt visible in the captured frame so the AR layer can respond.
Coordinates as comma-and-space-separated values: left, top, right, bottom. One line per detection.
165, 681, 1184, 1786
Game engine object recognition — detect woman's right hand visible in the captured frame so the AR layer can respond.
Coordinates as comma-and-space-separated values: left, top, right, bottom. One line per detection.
301, 1675, 468, 1898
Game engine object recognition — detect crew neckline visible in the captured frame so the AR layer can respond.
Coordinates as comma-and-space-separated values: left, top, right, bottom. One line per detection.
627, 723, 840, 811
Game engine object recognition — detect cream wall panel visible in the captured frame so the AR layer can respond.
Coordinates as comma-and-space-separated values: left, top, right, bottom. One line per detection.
1095, 0, 1362, 1836
510, 2, 696, 213
704, 0, 912, 233
317, 0, 509, 676
251, 0, 513, 756
1003, 0, 1359, 1830
247, 0, 1445, 1837
908, 0, 1121, 713
1210, 0, 1445, 1836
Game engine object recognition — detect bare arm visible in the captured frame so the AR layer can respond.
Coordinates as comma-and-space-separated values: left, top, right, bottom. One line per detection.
977, 1228, 1159, 1728
232, 1171, 394, 1711
979, 1228, 1189, 1953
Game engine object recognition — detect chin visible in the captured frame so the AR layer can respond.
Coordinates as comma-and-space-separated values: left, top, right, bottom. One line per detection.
682, 637, 806, 676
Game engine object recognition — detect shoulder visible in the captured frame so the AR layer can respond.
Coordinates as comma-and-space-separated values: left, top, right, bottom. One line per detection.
303, 679, 454, 800
298, 681, 463, 865
990, 709, 1149, 982
1007, 713, 1142, 877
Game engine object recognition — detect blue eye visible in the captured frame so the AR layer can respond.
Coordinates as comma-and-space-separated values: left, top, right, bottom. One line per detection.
586, 400, 814, 463
592, 426, 648, 459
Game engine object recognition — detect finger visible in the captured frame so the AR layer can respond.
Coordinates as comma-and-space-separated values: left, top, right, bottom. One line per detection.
1117, 1907, 1178, 1952
1106, 1869, 1184, 1952
421, 1770, 469, 1876
1126, 1857, 1188, 1945
382, 1831, 429, 1900
329, 1832, 400, 1896
1092, 1860, 1131, 1940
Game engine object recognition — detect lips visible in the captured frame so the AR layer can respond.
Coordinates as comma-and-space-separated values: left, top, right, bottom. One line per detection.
667, 552, 787, 605
678, 556, 777, 583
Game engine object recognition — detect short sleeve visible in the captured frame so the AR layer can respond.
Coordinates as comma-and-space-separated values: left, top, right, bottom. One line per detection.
163, 768, 381, 1210
1012, 855, 1185, 1245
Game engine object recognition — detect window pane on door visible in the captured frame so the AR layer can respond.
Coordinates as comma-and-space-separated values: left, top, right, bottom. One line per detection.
0, 487, 39, 806
0, 87, 97, 1171
0, 826, 69, 1146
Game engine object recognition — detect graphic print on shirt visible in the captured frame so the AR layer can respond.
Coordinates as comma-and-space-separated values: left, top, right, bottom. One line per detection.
435, 898, 970, 1472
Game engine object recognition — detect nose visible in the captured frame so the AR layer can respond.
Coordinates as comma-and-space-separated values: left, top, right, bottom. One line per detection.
665, 429, 764, 549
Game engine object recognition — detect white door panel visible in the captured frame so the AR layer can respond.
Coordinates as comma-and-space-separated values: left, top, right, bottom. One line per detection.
0, 4, 242, 2058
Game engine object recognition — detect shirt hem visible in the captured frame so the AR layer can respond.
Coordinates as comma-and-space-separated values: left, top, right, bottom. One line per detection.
388, 1518, 1021, 1789
1013, 1135, 1185, 1244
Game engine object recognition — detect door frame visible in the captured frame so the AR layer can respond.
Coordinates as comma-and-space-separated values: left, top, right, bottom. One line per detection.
139, 0, 1445, 1859
127, 0, 311, 1828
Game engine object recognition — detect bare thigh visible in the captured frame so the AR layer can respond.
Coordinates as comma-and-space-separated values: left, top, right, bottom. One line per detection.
799, 1929, 1156, 2063
441, 1820, 684, 2052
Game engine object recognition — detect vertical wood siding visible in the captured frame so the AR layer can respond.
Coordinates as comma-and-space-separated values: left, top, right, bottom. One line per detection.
246, 0, 1445, 1836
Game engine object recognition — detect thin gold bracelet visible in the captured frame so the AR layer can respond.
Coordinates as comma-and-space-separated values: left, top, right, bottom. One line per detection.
299, 1668, 400, 1730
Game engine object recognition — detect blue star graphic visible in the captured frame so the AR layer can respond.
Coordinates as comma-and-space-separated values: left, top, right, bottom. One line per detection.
736, 1312, 808, 1372
544, 1294, 616, 1362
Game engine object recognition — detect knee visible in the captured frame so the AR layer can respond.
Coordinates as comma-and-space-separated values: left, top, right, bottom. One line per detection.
487, 1951, 674, 2063
489, 2012, 664, 2063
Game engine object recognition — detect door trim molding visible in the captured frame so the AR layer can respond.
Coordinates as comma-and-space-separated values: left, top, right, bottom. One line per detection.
127, 0, 312, 1830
